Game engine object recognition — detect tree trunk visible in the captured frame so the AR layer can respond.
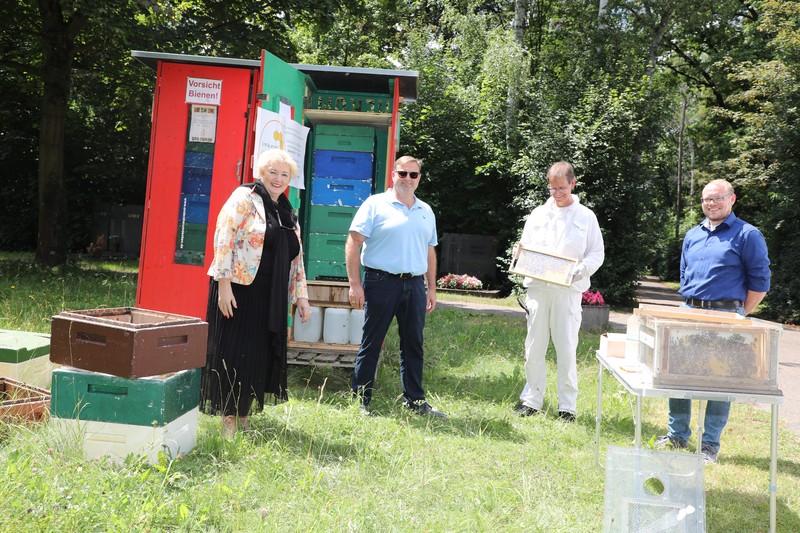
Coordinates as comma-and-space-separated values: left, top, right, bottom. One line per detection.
35, 1, 85, 265
507, 0, 528, 150
646, 9, 673, 76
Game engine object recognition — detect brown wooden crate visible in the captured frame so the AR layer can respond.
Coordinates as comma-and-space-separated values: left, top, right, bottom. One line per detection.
50, 308, 208, 378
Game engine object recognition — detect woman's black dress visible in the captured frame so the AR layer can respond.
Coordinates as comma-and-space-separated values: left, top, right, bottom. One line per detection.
201, 184, 300, 417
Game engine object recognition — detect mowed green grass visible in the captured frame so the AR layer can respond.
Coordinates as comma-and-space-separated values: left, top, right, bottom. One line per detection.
1, 255, 799, 531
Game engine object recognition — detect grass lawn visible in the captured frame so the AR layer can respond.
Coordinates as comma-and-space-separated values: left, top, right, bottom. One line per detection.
1, 254, 799, 531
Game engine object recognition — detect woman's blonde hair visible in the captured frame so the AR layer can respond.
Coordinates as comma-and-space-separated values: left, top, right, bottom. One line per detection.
256, 149, 298, 179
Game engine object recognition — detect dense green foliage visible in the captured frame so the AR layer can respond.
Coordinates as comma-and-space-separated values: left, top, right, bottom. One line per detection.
2, 0, 800, 319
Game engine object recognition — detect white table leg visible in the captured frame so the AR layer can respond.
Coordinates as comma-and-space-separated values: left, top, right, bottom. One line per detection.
634, 396, 642, 447
697, 400, 705, 454
596, 363, 604, 468
770, 404, 779, 533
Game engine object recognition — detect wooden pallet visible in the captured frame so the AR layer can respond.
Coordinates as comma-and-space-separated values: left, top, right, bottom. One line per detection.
287, 340, 360, 368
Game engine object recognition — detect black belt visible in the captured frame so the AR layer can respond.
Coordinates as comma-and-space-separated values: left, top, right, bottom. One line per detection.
685, 298, 743, 310
365, 267, 418, 279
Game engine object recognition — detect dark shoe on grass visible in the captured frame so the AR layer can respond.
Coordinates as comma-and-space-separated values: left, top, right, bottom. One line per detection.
655, 435, 689, 450
557, 410, 576, 422
404, 400, 447, 419
701, 443, 718, 465
515, 405, 540, 417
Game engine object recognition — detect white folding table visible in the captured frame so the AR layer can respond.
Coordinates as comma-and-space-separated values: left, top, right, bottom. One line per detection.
595, 351, 784, 533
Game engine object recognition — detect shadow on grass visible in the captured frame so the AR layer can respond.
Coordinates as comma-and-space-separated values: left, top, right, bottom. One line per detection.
721, 452, 800, 479
705, 487, 800, 531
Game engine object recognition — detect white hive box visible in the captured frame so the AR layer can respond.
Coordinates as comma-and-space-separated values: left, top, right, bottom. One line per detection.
0, 329, 58, 390
51, 407, 198, 465
600, 333, 627, 358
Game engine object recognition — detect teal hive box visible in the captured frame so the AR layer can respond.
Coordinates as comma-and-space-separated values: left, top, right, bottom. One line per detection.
307, 205, 357, 234
51, 367, 200, 426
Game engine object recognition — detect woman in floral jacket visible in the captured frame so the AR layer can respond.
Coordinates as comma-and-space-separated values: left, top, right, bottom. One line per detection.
201, 148, 310, 436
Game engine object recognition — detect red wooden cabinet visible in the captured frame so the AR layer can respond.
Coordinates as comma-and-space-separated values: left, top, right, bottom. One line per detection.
136, 61, 255, 319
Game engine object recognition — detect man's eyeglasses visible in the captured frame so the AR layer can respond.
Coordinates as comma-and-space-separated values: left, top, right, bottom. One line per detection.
394, 170, 420, 179
548, 186, 571, 194
702, 194, 731, 204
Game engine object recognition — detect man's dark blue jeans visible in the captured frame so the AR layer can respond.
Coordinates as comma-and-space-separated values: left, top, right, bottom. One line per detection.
351, 270, 427, 406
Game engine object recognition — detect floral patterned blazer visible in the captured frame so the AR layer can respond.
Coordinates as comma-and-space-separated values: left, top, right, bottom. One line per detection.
207, 186, 308, 303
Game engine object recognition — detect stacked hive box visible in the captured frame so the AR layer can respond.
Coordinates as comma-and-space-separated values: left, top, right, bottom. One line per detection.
305, 125, 375, 280
48, 308, 208, 464
0, 329, 57, 390
174, 130, 215, 266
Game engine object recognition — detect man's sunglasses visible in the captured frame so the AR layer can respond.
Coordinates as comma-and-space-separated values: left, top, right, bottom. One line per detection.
394, 170, 420, 179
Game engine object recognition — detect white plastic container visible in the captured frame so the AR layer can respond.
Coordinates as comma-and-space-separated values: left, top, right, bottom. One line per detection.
625, 314, 640, 363
323, 308, 350, 344
349, 309, 365, 345
293, 306, 323, 343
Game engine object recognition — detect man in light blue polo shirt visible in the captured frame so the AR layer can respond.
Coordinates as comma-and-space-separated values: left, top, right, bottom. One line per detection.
657, 179, 771, 464
345, 155, 445, 417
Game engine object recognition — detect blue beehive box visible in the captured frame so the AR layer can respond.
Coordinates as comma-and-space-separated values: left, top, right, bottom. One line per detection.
310, 178, 371, 207
178, 193, 210, 224
184, 151, 214, 169
313, 150, 374, 180
181, 167, 213, 195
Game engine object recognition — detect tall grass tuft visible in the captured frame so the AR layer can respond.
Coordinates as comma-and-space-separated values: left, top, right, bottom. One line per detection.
0, 254, 137, 332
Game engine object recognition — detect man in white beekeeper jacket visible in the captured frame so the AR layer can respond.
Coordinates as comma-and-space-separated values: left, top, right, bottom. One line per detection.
516, 161, 604, 421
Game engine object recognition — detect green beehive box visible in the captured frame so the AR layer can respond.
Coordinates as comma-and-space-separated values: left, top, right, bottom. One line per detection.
315, 134, 374, 153
0, 330, 50, 363
314, 124, 375, 138
374, 129, 388, 191
307, 233, 348, 263
308, 206, 358, 234
175, 249, 205, 266
176, 222, 207, 252
306, 260, 348, 281
51, 367, 201, 426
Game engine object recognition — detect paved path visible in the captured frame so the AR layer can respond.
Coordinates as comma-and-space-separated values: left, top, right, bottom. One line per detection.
439, 276, 800, 436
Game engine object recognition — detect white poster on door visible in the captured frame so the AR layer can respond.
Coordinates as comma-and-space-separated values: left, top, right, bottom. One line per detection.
188, 105, 217, 143
253, 107, 310, 190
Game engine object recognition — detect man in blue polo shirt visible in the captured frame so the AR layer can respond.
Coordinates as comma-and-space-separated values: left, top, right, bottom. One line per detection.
657, 179, 771, 464
345, 155, 445, 417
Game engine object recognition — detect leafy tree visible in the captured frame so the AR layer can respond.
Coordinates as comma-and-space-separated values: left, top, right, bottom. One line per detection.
1, 0, 363, 265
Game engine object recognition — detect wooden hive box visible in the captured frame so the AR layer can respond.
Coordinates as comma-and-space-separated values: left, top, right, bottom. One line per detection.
0, 377, 50, 423
636, 308, 782, 393
50, 308, 207, 379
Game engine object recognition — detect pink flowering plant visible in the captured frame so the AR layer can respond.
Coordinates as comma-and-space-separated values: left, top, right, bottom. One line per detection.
581, 289, 606, 306
437, 273, 483, 290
